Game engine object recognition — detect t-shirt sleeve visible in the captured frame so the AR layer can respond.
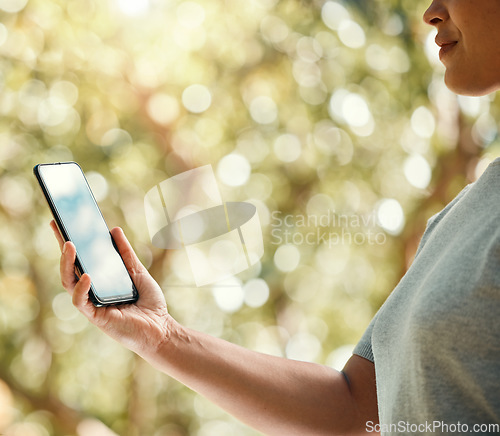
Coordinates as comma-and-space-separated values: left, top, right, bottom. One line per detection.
352, 311, 378, 362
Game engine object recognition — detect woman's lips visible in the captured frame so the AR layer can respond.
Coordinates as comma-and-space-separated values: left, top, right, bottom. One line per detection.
439, 42, 458, 59
436, 36, 458, 60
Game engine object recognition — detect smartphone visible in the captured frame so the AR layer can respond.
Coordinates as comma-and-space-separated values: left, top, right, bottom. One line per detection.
34, 162, 138, 306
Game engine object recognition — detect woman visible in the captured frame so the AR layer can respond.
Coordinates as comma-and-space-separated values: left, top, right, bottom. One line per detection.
52, 0, 500, 434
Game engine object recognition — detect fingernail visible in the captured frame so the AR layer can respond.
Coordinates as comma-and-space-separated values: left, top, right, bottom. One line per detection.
63, 243, 67, 254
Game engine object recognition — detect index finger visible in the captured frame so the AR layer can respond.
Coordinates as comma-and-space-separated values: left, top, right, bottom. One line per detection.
60, 240, 79, 293
50, 220, 65, 251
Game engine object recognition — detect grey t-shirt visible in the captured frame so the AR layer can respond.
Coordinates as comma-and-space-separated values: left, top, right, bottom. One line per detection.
354, 158, 500, 435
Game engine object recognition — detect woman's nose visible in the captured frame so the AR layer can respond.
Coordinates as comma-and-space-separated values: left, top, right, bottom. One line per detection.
423, 0, 449, 26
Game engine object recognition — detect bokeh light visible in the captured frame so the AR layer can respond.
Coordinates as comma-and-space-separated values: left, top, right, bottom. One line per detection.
147, 93, 180, 125
411, 106, 436, 139
404, 154, 432, 189
0, 0, 28, 13
338, 19, 366, 49
212, 278, 245, 313
249, 96, 278, 124
243, 278, 270, 308
274, 244, 301, 273
273, 134, 301, 162
376, 199, 405, 235
321, 1, 350, 31
217, 153, 251, 187
116, 0, 150, 16
182, 84, 212, 113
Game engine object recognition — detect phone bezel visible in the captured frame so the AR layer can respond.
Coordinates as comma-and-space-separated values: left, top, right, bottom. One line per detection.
34, 162, 139, 307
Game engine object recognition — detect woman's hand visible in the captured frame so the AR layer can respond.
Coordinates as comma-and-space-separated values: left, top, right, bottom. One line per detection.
50, 220, 172, 359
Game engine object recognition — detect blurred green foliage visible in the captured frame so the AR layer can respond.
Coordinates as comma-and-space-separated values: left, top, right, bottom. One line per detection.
0, 0, 499, 435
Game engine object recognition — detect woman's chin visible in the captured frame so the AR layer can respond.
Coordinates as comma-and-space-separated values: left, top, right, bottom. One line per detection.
445, 71, 500, 97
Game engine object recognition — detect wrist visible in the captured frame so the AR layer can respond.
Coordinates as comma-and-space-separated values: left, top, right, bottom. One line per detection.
140, 313, 183, 369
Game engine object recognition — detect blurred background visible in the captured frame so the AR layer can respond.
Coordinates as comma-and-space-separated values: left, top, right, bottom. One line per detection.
1, 0, 499, 434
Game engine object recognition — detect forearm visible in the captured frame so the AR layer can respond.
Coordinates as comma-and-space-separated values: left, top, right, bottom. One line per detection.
54, 225, 373, 434
143, 316, 361, 436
